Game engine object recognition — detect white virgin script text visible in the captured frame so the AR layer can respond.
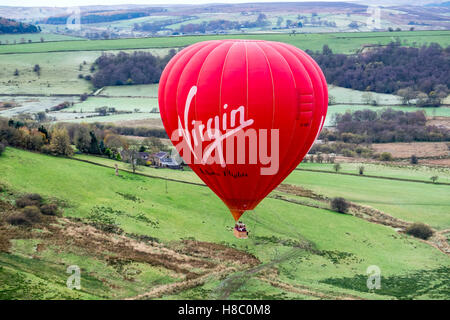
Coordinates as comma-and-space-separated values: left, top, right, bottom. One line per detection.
171, 86, 279, 175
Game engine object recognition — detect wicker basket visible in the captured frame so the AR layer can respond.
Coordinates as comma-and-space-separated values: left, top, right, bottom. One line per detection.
234, 228, 248, 239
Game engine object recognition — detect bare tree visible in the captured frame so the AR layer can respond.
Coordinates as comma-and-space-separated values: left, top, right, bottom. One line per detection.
333, 163, 341, 172
358, 166, 365, 175
123, 148, 141, 174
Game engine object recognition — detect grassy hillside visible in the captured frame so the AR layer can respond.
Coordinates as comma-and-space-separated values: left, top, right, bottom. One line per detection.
73, 153, 450, 230
62, 97, 159, 113
0, 30, 449, 55
1, 30, 449, 125
0, 48, 172, 95
100, 84, 159, 97
1, 148, 448, 299
285, 170, 450, 230
0, 33, 82, 44
298, 162, 450, 184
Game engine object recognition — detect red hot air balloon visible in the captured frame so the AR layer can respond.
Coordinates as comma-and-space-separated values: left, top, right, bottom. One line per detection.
158, 39, 327, 223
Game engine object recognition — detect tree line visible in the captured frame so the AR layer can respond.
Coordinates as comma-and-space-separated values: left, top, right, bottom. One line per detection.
0, 118, 168, 161
309, 42, 449, 106
0, 17, 40, 34
91, 50, 176, 88
320, 108, 449, 144
39, 8, 165, 25
174, 14, 270, 34
133, 16, 195, 33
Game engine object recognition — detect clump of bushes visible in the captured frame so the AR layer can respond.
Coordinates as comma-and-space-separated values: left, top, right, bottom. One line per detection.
49, 101, 72, 112
80, 93, 88, 102
430, 176, 439, 184
22, 205, 41, 223
405, 223, 433, 240
40, 203, 59, 216
15, 193, 42, 208
310, 140, 373, 159
331, 197, 350, 214
379, 152, 393, 161
6, 213, 31, 226
5, 193, 61, 227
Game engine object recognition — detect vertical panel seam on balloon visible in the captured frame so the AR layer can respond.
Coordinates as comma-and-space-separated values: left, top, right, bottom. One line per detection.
196, 41, 233, 202
243, 42, 265, 211
191, 41, 228, 200
279, 43, 324, 159
243, 40, 254, 209
251, 42, 276, 211
195, 41, 229, 124
244, 41, 249, 122
298, 49, 327, 138
254, 42, 299, 208
218, 42, 237, 117
159, 44, 192, 138
271, 43, 315, 172
173, 41, 225, 199
255, 42, 275, 131
217, 42, 238, 203
174, 42, 210, 132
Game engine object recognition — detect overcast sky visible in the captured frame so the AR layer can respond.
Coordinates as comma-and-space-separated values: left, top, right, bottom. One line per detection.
0, 0, 360, 7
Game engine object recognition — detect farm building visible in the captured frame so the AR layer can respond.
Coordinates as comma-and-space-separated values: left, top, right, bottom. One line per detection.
150, 151, 169, 166
150, 151, 183, 169
138, 152, 150, 162
160, 157, 183, 170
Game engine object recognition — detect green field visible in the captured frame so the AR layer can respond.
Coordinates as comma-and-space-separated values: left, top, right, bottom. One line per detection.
328, 86, 403, 105
0, 33, 82, 44
298, 162, 450, 184
0, 30, 449, 55
0, 15, 449, 301
1, 30, 449, 123
73, 153, 450, 230
100, 84, 159, 97
74, 153, 203, 184
0, 147, 449, 299
62, 112, 161, 123
0, 48, 172, 95
285, 169, 450, 230
64, 97, 159, 113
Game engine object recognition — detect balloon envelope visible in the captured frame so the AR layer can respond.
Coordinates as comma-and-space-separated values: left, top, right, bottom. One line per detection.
158, 39, 328, 221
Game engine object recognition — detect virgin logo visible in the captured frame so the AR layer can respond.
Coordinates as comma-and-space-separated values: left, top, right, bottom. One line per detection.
171, 86, 279, 175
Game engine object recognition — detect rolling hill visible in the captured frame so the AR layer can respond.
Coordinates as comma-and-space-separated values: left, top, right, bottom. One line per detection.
0, 147, 448, 299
